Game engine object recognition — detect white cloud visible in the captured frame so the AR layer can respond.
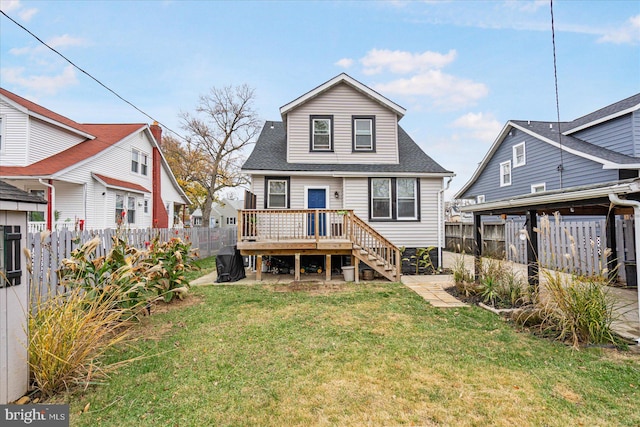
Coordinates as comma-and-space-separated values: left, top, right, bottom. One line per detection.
373, 70, 488, 109
10, 34, 88, 56
451, 112, 503, 141
0, 65, 78, 95
0, 0, 20, 12
0, 0, 37, 21
503, 0, 547, 14
361, 48, 456, 75
335, 58, 354, 68
597, 15, 640, 45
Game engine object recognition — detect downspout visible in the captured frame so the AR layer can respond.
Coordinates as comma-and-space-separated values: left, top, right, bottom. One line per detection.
438, 177, 453, 271
608, 193, 640, 344
39, 179, 55, 231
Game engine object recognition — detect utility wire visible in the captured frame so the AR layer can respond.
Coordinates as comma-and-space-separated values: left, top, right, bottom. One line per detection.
550, 0, 564, 188
0, 9, 186, 143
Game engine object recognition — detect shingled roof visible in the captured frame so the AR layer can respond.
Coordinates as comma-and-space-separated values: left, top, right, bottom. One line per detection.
0, 180, 47, 204
242, 121, 452, 174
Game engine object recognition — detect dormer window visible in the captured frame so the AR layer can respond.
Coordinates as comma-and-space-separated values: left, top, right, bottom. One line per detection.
310, 115, 333, 151
353, 116, 375, 151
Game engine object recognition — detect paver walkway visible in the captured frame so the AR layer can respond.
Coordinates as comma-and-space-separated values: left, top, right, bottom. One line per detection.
400, 275, 468, 308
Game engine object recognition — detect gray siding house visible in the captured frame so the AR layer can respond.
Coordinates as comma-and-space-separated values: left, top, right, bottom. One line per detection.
239, 74, 453, 280
456, 93, 640, 204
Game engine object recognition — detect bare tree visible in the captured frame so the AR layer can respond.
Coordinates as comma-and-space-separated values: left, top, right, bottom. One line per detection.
180, 84, 260, 225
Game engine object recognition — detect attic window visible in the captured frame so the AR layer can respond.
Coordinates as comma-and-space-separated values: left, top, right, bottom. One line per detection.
513, 142, 526, 167
132, 149, 149, 176
310, 116, 333, 151
353, 116, 375, 151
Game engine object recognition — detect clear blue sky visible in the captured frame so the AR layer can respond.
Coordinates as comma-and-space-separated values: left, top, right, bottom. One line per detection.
1, 0, 639, 199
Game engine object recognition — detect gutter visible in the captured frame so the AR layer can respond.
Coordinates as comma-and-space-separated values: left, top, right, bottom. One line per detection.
608, 193, 640, 345
437, 176, 453, 270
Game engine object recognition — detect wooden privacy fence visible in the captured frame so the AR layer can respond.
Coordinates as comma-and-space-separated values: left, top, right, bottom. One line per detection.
28, 226, 237, 294
446, 218, 613, 277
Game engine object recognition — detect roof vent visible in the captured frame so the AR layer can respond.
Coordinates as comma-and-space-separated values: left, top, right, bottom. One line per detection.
269, 121, 274, 129
549, 123, 553, 129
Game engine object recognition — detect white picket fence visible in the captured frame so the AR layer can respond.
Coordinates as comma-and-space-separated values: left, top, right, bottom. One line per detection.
28, 226, 237, 295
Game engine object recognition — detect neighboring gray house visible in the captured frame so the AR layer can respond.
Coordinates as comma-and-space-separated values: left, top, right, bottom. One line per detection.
456, 93, 640, 204
239, 73, 453, 279
0, 180, 46, 403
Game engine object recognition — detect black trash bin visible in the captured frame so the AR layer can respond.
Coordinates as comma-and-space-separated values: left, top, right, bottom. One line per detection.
216, 246, 246, 283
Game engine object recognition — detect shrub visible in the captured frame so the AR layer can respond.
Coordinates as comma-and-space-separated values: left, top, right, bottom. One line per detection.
58, 235, 151, 318
145, 236, 198, 302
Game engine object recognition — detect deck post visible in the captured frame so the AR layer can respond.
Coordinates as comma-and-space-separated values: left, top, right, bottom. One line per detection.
295, 253, 301, 281
355, 258, 360, 283
256, 255, 262, 281
325, 254, 331, 281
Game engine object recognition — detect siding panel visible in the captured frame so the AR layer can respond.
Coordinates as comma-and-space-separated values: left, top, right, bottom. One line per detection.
463, 129, 618, 201
287, 84, 399, 164
571, 114, 634, 156
29, 118, 85, 164
0, 100, 29, 166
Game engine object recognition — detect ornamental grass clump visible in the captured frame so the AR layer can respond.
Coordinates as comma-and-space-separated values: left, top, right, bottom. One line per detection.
28, 285, 131, 398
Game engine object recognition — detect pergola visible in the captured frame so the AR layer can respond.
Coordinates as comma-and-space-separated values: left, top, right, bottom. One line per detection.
460, 178, 640, 342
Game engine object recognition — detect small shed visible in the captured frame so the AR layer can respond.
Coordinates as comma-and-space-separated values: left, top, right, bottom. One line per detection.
0, 180, 46, 403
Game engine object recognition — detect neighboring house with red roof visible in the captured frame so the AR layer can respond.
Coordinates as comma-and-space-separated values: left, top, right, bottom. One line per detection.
0, 87, 190, 231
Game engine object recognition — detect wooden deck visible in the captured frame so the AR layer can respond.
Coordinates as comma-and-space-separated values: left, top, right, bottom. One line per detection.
237, 209, 401, 282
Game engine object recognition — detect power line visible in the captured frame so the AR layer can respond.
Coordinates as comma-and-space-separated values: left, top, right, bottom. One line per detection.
550, 0, 564, 188
0, 9, 187, 143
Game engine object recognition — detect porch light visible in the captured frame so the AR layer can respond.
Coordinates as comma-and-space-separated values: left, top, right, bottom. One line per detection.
334, 191, 339, 199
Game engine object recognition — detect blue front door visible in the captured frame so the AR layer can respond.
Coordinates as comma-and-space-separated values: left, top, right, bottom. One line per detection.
307, 189, 326, 236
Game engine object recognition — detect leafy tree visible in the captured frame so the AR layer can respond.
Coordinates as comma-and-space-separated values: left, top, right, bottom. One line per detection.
161, 134, 208, 211
176, 84, 260, 224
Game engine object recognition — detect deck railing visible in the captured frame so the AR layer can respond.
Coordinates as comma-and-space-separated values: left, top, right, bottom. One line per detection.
238, 209, 401, 280
238, 209, 353, 242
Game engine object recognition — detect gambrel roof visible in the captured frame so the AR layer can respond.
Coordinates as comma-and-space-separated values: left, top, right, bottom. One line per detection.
242, 121, 452, 176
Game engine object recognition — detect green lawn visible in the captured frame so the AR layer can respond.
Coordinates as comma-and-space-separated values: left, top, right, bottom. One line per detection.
66, 280, 639, 426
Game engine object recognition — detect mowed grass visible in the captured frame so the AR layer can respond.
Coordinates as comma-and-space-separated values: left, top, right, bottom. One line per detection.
67, 281, 639, 426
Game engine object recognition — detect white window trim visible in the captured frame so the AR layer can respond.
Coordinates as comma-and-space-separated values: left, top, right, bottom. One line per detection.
131, 148, 149, 176
500, 160, 512, 187
476, 195, 485, 203
267, 179, 288, 209
143, 198, 150, 215
513, 142, 526, 168
531, 183, 546, 193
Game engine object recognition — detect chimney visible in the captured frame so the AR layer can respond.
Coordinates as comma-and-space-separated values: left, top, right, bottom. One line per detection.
150, 121, 169, 228
150, 121, 162, 147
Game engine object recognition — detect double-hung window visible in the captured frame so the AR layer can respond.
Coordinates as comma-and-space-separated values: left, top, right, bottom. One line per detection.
353, 116, 375, 151
127, 196, 136, 223
371, 178, 392, 219
266, 177, 289, 208
310, 116, 333, 151
131, 149, 148, 175
500, 161, 512, 187
513, 142, 526, 167
131, 150, 139, 173
370, 178, 419, 221
116, 194, 125, 222
397, 178, 417, 220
